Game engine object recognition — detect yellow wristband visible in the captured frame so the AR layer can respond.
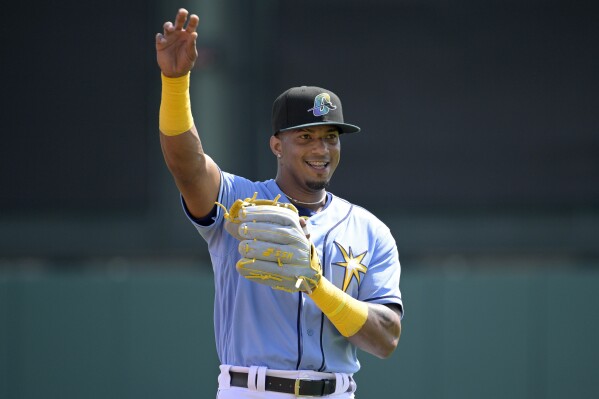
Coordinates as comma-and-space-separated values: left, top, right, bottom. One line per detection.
309, 277, 368, 337
159, 73, 194, 136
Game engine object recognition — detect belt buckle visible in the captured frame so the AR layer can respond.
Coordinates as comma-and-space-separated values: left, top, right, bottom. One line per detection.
294, 377, 312, 397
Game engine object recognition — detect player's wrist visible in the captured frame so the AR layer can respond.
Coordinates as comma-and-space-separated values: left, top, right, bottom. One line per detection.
309, 277, 368, 337
159, 72, 194, 136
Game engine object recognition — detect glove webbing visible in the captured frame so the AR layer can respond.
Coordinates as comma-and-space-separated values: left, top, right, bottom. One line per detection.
214, 192, 299, 223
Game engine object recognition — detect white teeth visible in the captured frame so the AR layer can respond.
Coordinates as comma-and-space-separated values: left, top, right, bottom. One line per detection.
308, 161, 327, 166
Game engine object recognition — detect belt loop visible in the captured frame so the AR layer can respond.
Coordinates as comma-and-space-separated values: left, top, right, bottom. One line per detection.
256, 367, 267, 392
348, 376, 357, 393
334, 373, 350, 394
248, 366, 259, 391
218, 365, 232, 389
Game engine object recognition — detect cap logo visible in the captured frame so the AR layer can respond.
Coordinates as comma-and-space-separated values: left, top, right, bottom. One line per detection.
307, 93, 337, 116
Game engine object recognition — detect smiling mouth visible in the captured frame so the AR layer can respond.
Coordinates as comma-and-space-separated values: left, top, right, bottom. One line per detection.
306, 161, 329, 170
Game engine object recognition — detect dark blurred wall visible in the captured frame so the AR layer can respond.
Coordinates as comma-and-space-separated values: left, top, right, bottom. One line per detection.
270, 0, 599, 210
1, 0, 597, 260
0, 0, 204, 259
1, 0, 154, 212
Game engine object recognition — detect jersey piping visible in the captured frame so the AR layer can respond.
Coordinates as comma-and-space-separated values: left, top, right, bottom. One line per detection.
317, 203, 355, 372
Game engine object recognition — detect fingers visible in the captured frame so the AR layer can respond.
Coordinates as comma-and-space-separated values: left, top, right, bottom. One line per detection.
174, 8, 188, 30
175, 9, 199, 33
161, 9, 199, 37
238, 240, 309, 264
186, 14, 199, 33
238, 222, 307, 245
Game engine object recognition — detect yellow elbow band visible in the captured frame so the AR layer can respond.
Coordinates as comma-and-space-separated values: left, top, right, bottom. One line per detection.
159, 73, 194, 136
309, 277, 368, 337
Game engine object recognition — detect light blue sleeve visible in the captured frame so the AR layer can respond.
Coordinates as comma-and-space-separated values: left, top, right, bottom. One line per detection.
357, 224, 404, 318
181, 171, 263, 258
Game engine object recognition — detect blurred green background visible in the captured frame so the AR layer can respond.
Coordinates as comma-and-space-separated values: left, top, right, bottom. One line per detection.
1, 0, 598, 398
2, 267, 598, 398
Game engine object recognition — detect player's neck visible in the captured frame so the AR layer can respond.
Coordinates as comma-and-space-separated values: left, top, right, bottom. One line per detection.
284, 191, 326, 206
276, 180, 327, 211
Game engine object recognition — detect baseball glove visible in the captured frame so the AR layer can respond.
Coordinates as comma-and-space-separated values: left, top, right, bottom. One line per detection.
216, 193, 321, 293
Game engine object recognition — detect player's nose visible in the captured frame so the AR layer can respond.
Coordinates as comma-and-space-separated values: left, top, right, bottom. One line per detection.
310, 137, 330, 154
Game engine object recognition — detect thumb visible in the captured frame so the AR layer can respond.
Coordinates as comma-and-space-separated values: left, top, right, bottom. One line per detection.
155, 33, 166, 46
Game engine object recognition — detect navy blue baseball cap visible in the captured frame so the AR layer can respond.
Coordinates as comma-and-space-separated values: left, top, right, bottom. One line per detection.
272, 86, 361, 135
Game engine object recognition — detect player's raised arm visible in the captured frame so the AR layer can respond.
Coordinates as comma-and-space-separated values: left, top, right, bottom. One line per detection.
155, 8, 220, 219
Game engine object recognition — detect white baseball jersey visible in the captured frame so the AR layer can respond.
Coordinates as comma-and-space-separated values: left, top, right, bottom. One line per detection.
182, 172, 403, 374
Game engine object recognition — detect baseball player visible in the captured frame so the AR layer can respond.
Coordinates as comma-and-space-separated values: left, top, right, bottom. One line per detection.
156, 9, 403, 398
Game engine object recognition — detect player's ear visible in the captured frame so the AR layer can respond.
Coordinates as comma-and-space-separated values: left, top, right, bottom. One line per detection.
270, 134, 282, 158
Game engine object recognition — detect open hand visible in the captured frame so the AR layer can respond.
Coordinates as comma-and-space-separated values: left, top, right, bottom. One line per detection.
155, 9, 199, 77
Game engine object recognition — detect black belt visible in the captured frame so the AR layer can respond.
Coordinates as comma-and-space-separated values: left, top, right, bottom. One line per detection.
230, 371, 337, 397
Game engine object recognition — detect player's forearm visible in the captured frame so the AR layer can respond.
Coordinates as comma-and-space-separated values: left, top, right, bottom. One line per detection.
159, 72, 194, 136
347, 303, 401, 359
309, 277, 400, 358
310, 278, 401, 358
158, 72, 221, 217
158, 71, 210, 179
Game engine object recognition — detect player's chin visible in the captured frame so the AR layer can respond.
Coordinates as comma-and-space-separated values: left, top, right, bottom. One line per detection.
306, 179, 331, 191
302, 166, 336, 189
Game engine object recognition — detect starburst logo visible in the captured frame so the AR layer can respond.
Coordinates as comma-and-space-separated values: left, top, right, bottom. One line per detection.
333, 242, 368, 292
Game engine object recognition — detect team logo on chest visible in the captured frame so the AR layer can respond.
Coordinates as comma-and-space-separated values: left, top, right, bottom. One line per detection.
333, 242, 368, 292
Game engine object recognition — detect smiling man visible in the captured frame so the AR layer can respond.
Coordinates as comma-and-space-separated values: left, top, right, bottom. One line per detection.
156, 8, 403, 399
270, 86, 354, 203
